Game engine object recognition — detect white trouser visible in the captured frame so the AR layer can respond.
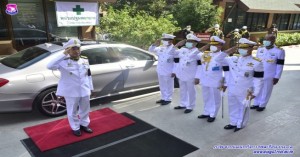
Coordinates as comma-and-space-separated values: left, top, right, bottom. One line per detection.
228, 88, 250, 128
158, 74, 174, 101
201, 86, 221, 118
179, 79, 196, 109
254, 78, 273, 108
64, 96, 91, 130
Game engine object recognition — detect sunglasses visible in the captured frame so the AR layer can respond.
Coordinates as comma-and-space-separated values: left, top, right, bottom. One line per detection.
71, 46, 80, 50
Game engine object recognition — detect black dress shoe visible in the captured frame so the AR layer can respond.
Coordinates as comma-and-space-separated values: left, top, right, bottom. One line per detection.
250, 105, 259, 109
224, 124, 236, 130
256, 107, 265, 112
174, 106, 186, 109
207, 117, 215, 122
184, 109, 193, 113
161, 101, 171, 105
80, 125, 93, 133
197, 115, 210, 119
72, 129, 81, 136
156, 99, 164, 104
234, 128, 242, 132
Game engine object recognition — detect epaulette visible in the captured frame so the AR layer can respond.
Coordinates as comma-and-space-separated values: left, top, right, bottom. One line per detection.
233, 54, 240, 57
80, 55, 88, 59
204, 51, 210, 53
278, 47, 285, 51
64, 57, 70, 60
253, 57, 262, 62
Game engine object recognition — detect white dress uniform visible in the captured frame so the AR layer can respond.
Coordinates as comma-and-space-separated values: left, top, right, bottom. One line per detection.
195, 36, 228, 119
47, 39, 94, 131
215, 50, 264, 128
195, 50, 227, 118
254, 46, 285, 108
171, 47, 201, 109
149, 34, 176, 102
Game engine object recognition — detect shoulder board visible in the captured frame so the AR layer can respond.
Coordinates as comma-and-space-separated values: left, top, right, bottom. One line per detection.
253, 57, 262, 62
64, 57, 70, 60
233, 54, 240, 57
204, 51, 210, 53
80, 55, 88, 59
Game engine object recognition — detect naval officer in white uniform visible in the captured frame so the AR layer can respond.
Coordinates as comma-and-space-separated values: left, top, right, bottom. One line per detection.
47, 38, 94, 136
215, 38, 264, 132
171, 34, 202, 113
195, 36, 228, 122
252, 34, 285, 111
149, 33, 177, 105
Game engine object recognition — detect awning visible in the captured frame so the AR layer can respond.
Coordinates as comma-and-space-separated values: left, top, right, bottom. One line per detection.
238, 0, 300, 14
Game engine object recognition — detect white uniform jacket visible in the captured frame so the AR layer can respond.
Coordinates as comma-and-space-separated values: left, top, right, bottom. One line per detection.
256, 46, 285, 79
47, 53, 94, 97
215, 52, 264, 96
195, 51, 228, 88
170, 47, 201, 81
149, 44, 176, 76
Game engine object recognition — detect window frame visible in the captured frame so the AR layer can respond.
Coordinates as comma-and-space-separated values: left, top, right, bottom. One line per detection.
80, 46, 121, 65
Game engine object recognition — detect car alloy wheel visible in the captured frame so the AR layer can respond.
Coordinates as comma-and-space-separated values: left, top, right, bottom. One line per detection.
36, 88, 67, 117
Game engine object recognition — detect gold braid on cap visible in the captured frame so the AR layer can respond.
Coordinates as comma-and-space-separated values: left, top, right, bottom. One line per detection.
210, 41, 219, 45
239, 44, 250, 48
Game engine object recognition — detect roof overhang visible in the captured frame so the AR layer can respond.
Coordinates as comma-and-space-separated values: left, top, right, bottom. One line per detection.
238, 0, 300, 14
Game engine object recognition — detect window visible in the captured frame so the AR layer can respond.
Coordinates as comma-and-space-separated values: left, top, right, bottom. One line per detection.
9, 0, 47, 50
273, 14, 291, 30
81, 47, 120, 65
0, 46, 50, 69
0, 6, 8, 39
245, 13, 268, 32
289, 14, 300, 30
113, 47, 152, 61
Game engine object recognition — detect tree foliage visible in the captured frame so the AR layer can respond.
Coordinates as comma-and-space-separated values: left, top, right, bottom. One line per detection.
105, 0, 174, 18
172, 0, 223, 32
98, 7, 180, 48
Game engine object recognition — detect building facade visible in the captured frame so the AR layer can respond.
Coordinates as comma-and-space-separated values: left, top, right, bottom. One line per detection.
214, 0, 300, 44
0, 0, 115, 52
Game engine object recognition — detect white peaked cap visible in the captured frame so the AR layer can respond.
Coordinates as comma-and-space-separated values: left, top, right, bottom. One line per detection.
242, 26, 247, 29
234, 28, 239, 32
186, 33, 201, 42
63, 38, 81, 49
210, 36, 225, 44
214, 24, 220, 28
161, 33, 176, 39
239, 38, 256, 45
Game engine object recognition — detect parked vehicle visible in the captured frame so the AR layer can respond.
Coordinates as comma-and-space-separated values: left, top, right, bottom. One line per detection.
0, 41, 158, 117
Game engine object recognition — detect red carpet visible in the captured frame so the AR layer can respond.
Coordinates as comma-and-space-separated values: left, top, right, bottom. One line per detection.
24, 108, 135, 152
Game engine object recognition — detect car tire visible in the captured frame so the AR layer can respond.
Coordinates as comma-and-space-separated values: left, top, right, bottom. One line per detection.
35, 88, 67, 117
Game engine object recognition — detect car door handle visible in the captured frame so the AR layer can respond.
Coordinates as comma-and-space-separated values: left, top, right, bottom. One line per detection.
126, 65, 135, 68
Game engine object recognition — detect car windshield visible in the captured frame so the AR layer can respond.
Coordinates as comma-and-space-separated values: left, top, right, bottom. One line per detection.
0, 46, 51, 69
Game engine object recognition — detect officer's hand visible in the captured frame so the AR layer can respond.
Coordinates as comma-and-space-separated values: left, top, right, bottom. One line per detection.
194, 78, 200, 85
154, 39, 161, 46
64, 47, 71, 55
273, 78, 279, 85
175, 40, 186, 47
222, 86, 227, 92
171, 73, 176, 78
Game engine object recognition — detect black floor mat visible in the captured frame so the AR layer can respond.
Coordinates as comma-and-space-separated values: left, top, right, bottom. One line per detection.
21, 113, 198, 157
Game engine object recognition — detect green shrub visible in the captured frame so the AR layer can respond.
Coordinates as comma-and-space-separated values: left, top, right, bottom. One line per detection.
276, 33, 300, 47
97, 7, 179, 49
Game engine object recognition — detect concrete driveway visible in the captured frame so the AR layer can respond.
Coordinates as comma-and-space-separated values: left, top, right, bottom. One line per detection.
0, 45, 299, 157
